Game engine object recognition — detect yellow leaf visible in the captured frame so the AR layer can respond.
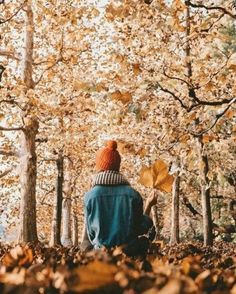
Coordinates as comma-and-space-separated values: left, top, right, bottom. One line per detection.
139, 160, 174, 193
139, 166, 155, 188
158, 174, 174, 193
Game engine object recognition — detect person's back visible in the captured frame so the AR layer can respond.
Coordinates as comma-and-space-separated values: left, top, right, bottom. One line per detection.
85, 181, 151, 248
83, 140, 155, 249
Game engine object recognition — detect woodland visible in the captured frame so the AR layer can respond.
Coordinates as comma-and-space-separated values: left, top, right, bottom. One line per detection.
0, 0, 235, 293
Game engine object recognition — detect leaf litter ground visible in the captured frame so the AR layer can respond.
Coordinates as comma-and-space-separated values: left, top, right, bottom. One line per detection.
0, 241, 235, 293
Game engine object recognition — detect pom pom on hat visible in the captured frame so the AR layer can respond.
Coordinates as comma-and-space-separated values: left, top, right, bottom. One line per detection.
96, 140, 121, 171
106, 140, 117, 150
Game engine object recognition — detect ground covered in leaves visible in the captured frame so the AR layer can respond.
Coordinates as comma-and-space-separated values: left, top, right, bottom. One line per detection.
0, 241, 235, 294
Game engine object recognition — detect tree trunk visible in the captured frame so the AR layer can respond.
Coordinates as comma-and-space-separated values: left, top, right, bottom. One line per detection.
61, 159, 73, 247
170, 170, 180, 245
50, 151, 64, 246
72, 213, 79, 246
61, 198, 73, 246
198, 138, 213, 246
18, 118, 38, 243
18, 1, 38, 243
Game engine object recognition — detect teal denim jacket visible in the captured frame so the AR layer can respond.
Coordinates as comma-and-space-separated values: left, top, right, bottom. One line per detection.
84, 185, 153, 248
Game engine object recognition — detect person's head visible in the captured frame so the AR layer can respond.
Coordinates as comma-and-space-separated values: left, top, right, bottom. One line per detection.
95, 140, 121, 172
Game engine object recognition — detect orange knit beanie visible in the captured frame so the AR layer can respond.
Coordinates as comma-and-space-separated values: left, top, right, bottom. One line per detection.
95, 140, 121, 172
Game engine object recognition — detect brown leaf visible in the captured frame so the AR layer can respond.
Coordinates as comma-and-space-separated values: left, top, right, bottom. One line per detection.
67, 260, 118, 292
132, 63, 141, 76
110, 90, 132, 104
202, 134, 217, 143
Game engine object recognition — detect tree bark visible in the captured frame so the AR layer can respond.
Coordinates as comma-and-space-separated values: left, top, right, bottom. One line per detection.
61, 160, 73, 247
22, 1, 34, 89
72, 213, 79, 246
50, 151, 64, 246
198, 138, 213, 246
61, 198, 73, 246
170, 169, 180, 245
18, 1, 38, 243
18, 117, 39, 243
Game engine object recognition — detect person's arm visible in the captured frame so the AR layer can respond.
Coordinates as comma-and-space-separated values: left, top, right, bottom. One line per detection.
144, 190, 158, 216
81, 197, 93, 250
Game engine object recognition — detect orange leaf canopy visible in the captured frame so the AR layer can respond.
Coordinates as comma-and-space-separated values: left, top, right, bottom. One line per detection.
139, 160, 174, 192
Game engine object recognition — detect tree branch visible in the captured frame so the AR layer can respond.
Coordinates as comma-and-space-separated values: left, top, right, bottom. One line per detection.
34, 58, 62, 86
0, 125, 23, 131
186, 1, 236, 20
192, 97, 236, 136
0, 99, 24, 111
0, 1, 26, 24
156, 82, 189, 110
157, 82, 236, 111
34, 31, 64, 86
163, 68, 192, 88
0, 167, 13, 178
0, 49, 20, 61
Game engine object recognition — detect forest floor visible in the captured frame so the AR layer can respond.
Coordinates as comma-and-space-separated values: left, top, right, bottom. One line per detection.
0, 241, 235, 294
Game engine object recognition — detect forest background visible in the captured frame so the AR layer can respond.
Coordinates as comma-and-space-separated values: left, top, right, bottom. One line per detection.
0, 0, 235, 247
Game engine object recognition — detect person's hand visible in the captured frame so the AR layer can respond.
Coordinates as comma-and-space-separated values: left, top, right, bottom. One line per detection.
146, 190, 158, 207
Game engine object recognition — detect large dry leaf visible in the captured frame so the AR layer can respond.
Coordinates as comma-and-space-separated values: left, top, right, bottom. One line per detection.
139, 160, 174, 192
68, 260, 118, 292
139, 166, 155, 188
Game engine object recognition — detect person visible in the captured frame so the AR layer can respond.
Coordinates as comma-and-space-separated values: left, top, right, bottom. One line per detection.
81, 140, 158, 250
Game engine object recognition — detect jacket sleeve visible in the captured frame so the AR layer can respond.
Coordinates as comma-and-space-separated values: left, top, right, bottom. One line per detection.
133, 193, 153, 235
84, 197, 95, 243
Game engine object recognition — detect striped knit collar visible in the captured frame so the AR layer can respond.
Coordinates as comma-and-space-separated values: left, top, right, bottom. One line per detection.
92, 170, 129, 186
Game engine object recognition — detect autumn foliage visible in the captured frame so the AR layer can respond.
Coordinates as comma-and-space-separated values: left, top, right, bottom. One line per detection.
0, 1, 236, 293
0, 242, 236, 293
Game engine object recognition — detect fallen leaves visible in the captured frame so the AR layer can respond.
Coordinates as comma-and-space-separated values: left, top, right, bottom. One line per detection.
1, 245, 33, 270
139, 159, 175, 192
0, 242, 235, 293
68, 260, 118, 292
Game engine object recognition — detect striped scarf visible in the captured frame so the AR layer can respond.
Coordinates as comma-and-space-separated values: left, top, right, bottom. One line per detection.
92, 170, 129, 186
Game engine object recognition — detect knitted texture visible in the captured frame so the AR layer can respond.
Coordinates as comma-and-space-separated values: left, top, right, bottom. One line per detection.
92, 170, 129, 186
95, 140, 121, 171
